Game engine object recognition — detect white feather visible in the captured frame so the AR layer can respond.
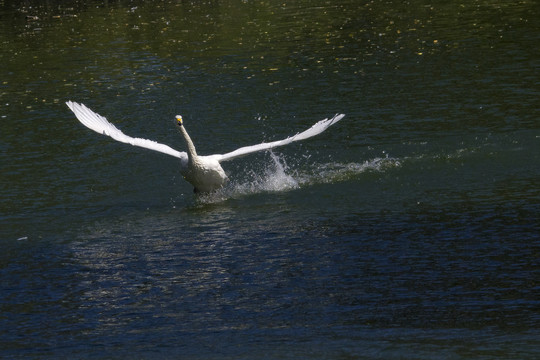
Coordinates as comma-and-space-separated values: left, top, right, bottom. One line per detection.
214, 114, 345, 162
66, 101, 187, 160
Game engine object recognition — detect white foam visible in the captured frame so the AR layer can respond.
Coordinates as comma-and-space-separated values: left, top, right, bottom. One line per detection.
195, 153, 402, 204
296, 156, 402, 186
196, 152, 298, 204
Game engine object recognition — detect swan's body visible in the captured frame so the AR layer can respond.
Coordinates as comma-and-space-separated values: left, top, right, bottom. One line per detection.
175, 117, 227, 192
66, 101, 344, 193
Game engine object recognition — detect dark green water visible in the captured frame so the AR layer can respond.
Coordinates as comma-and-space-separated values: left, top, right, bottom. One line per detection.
1, 0, 539, 358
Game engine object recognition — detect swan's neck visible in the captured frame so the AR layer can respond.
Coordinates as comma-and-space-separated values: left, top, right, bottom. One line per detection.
178, 124, 198, 159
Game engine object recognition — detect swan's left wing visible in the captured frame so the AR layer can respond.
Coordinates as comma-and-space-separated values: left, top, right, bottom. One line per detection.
214, 114, 345, 162
66, 101, 187, 160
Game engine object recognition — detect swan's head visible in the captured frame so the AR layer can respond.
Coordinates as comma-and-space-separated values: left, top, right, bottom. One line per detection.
176, 115, 183, 126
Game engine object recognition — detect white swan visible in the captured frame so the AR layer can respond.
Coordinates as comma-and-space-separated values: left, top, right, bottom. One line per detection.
66, 101, 345, 193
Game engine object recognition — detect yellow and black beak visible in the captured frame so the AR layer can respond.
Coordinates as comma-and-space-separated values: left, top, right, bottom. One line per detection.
176, 115, 183, 126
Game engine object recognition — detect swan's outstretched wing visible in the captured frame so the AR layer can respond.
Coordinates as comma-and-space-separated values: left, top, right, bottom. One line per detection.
66, 101, 187, 160
214, 114, 345, 162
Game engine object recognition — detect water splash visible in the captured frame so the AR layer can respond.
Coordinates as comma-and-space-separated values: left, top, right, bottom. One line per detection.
196, 152, 299, 204
296, 155, 401, 186
196, 153, 401, 204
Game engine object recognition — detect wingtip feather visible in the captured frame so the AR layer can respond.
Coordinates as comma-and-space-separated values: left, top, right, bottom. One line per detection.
66, 100, 187, 160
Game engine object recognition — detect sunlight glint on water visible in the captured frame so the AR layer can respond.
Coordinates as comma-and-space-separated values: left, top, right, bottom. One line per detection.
1, 0, 538, 358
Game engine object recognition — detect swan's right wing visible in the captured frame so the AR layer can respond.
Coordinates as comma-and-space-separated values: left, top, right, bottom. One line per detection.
214, 113, 345, 162
66, 101, 187, 160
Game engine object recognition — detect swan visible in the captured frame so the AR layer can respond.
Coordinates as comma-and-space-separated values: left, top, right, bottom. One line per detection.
66, 101, 345, 193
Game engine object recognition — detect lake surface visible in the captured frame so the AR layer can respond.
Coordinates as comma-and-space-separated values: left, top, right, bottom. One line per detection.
1, 0, 539, 358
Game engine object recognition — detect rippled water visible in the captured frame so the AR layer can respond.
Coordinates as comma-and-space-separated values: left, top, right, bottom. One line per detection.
1, 0, 539, 358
